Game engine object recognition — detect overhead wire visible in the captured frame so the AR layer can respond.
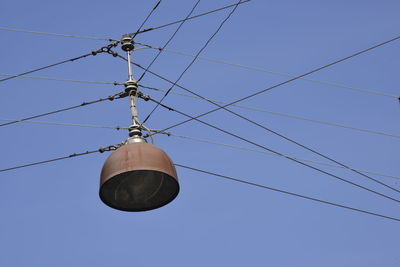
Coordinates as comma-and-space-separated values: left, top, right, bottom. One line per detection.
0, 118, 129, 130
0, 53, 93, 83
0, 117, 397, 180
131, 0, 162, 39
0, 146, 397, 222
130, 33, 400, 127
0, 92, 124, 127
128, 34, 400, 195
0, 41, 119, 83
175, 164, 400, 222
0, 1, 251, 43
0, 26, 114, 41
0, 73, 122, 85
140, 94, 400, 204
140, 72, 400, 195
165, 133, 400, 180
140, 0, 242, 124
139, 84, 400, 139
132, 0, 251, 35
137, 0, 202, 82
0, 144, 121, 173
0, 45, 151, 86
140, 45, 399, 99
2, 63, 395, 139
2, 0, 397, 213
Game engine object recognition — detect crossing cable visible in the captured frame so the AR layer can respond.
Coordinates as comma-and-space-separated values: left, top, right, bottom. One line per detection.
0, 45, 152, 86
175, 164, 400, 222
139, 45, 399, 99
1, 67, 396, 139
140, 0, 242, 124
130, 35, 400, 107
131, 0, 251, 35
126, 35, 400, 194
0, 26, 115, 41
0, 116, 397, 180
0, 144, 121, 173
0, 92, 125, 127
138, 93, 400, 204
0, 1, 250, 42
0, 41, 119, 83
0, 118, 129, 131
163, 132, 400, 180
137, 0, 202, 82
0, 146, 397, 222
141, 85, 400, 139
139, 70, 400, 196
0, 73, 123, 85
131, 0, 162, 39
139, 84, 400, 139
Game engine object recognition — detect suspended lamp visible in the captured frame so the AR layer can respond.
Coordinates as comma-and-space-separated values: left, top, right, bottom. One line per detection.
99, 34, 179, 211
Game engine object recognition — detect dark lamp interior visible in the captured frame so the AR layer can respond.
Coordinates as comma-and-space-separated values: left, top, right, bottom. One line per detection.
100, 170, 179, 211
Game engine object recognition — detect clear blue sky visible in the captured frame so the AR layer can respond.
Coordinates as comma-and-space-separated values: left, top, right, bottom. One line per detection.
1, 0, 399, 266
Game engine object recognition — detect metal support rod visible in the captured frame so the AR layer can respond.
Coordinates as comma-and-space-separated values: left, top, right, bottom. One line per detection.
126, 50, 134, 81
129, 92, 139, 126
121, 33, 145, 142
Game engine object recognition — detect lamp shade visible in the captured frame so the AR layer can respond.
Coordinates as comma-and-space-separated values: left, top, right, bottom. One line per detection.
99, 142, 179, 211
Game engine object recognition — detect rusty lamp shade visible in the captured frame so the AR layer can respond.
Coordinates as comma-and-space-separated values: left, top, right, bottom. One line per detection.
99, 142, 179, 211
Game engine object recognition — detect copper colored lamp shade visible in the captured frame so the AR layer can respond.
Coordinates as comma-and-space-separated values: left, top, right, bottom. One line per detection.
99, 142, 179, 211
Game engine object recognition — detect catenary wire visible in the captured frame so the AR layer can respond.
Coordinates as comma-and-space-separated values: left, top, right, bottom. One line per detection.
165, 133, 400, 180
139, 68, 400, 195
1, 62, 395, 139
0, 118, 129, 130
141, 94, 400, 204
0, 151, 98, 172
0, 1, 250, 42
0, 53, 92, 83
139, 75, 400, 196
0, 26, 114, 41
0, 145, 120, 173
128, 35, 400, 194
140, 84, 400, 139
132, 0, 251, 35
141, 0, 243, 124
131, 0, 162, 39
140, 45, 399, 99
0, 73, 122, 85
0, 45, 151, 86
0, 117, 397, 180
0, 41, 118, 83
0, 146, 396, 222
137, 0, 201, 82
0, 92, 124, 127
175, 164, 400, 222
130, 32, 400, 127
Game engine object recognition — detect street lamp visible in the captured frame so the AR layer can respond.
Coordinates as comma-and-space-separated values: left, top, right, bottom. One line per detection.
99, 34, 179, 211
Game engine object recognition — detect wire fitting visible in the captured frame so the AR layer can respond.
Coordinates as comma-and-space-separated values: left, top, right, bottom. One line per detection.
127, 124, 146, 144
124, 79, 138, 95
137, 91, 150, 101
98, 144, 122, 153
91, 41, 119, 56
121, 34, 134, 52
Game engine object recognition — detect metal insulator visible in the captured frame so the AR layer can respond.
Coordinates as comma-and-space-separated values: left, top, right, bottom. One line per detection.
124, 79, 138, 94
128, 124, 142, 138
121, 34, 134, 51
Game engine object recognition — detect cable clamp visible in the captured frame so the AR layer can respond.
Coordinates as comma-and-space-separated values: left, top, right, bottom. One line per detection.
92, 41, 120, 56
137, 91, 150, 101
98, 144, 121, 153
